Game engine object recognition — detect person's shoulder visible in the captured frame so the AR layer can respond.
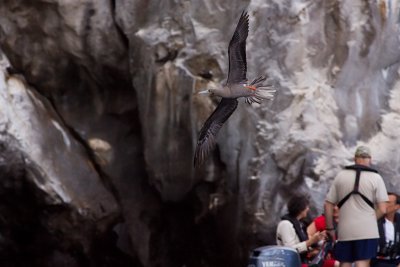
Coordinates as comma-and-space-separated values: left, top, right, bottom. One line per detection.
334, 168, 353, 179
364, 171, 384, 180
279, 219, 292, 224
338, 165, 357, 173
277, 220, 295, 233
278, 220, 293, 228
373, 172, 384, 180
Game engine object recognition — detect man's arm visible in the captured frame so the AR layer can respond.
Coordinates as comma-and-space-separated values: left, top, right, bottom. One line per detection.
324, 201, 335, 240
375, 175, 389, 219
376, 201, 387, 219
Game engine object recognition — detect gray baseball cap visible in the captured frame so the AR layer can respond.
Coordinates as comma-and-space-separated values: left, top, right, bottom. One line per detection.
354, 146, 371, 158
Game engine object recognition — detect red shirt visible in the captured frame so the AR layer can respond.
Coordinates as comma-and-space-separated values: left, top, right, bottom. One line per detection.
314, 215, 326, 232
313, 215, 336, 267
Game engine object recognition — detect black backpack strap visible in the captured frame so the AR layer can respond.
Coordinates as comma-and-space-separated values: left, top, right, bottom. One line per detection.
337, 166, 375, 209
344, 164, 379, 173
353, 191, 374, 209
337, 192, 352, 209
337, 169, 361, 209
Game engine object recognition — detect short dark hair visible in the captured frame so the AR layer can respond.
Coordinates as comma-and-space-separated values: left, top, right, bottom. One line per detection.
388, 192, 400, 205
287, 195, 309, 217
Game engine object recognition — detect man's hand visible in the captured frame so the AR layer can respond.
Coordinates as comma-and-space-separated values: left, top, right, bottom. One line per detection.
326, 229, 336, 242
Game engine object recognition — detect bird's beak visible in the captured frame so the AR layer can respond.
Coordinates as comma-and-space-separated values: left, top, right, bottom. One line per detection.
196, 90, 209, 95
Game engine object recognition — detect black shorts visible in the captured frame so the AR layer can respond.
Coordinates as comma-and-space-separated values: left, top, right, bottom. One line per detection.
334, 238, 378, 262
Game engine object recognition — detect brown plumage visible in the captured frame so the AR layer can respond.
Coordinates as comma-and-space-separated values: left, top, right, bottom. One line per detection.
194, 11, 276, 167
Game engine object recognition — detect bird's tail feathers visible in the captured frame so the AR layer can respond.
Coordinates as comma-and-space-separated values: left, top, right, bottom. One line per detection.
245, 76, 276, 104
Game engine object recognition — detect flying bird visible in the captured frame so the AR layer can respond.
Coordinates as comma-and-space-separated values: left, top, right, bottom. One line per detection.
194, 11, 276, 167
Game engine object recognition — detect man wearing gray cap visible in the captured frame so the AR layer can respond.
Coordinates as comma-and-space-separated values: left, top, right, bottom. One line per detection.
324, 146, 388, 267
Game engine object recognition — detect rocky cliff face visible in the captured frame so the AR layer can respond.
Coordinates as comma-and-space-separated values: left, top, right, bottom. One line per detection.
0, 0, 400, 266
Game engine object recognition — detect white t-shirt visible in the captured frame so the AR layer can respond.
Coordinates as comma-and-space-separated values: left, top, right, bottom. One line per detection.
384, 218, 395, 244
326, 168, 388, 241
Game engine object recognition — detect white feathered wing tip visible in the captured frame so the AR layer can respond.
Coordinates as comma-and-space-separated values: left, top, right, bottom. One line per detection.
245, 76, 277, 105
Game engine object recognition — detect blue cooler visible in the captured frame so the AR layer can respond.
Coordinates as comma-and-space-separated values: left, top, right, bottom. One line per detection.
247, 246, 302, 267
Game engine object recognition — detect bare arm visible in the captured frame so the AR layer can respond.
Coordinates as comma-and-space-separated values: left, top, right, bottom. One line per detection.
376, 201, 387, 219
324, 201, 334, 229
307, 222, 317, 239
324, 201, 335, 240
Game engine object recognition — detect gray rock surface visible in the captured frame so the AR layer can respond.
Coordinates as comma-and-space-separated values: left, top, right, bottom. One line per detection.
0, 0, 400, 266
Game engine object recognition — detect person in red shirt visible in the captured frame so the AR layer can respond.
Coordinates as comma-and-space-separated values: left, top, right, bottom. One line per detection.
307, 206, 340, 267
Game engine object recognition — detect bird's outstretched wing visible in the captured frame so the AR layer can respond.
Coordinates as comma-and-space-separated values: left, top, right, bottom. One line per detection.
226, 11, 249, 85
194, 98, 238, 167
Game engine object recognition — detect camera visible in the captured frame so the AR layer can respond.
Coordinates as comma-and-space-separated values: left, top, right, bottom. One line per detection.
378, 241, 399, 259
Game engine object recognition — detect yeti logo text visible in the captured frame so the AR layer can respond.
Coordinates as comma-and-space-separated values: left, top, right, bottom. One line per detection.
261, 261, 284, 267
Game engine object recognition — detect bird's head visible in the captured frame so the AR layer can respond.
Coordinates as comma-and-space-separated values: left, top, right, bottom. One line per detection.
197, 88, 215, 96
196, 81, 223, 96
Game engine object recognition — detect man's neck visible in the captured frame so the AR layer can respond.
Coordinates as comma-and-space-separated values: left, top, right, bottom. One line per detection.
386, 213, 395, 222
354, 158, 371, 166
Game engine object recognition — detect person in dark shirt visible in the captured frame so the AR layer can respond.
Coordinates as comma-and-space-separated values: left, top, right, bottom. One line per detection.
371, 192, 400, 267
